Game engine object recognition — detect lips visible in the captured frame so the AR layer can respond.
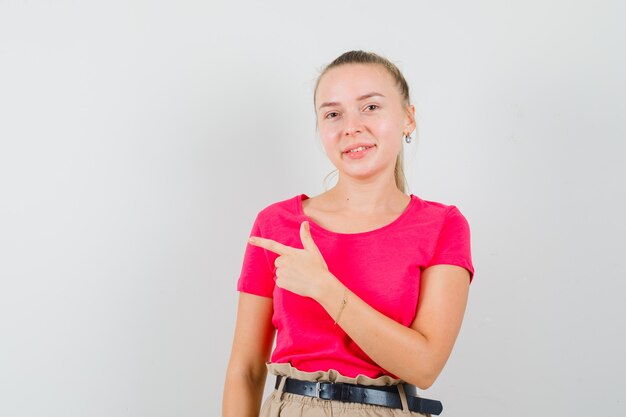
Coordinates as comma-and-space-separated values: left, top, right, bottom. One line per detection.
342, 143, 376, 160
343, 143, 376, 154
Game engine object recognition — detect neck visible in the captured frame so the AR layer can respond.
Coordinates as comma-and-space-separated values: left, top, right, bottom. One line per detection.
327, 171, 407, 214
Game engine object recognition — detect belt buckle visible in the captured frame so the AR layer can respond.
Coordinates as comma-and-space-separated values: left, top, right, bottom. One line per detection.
315, 381, 332, 401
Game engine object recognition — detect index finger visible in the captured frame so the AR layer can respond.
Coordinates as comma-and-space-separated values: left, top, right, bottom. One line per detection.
248, 236, 292, 255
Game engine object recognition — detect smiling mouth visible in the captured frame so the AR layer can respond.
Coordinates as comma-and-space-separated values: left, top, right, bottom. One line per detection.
343, 144, 376, 160
344, 145, 376, 154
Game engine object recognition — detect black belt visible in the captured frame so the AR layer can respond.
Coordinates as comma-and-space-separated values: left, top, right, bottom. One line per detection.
275, 375, 443, 415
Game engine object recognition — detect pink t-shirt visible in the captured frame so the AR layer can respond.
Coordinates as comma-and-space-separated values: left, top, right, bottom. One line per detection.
236, 193, 474, 379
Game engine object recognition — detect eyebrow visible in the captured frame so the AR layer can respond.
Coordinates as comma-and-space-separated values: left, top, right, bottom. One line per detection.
317, 92, 386, 111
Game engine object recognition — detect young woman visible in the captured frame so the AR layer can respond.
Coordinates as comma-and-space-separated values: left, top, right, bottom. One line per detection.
223, 50, 475, 417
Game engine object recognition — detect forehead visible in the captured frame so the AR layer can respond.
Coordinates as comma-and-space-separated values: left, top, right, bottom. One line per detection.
316, 64, 398, 102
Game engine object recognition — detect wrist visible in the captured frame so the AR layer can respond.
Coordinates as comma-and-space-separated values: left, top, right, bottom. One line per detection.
313, 271, 346, 312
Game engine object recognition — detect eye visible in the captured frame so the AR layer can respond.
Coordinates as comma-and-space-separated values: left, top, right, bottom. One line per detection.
325, 111, 339, 119
365, 104, 379, 111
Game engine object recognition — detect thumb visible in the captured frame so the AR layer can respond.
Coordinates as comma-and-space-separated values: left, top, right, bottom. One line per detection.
300, 221, 320, 253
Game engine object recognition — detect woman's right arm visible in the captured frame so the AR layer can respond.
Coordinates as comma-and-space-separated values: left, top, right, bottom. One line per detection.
222, 292, 275, 417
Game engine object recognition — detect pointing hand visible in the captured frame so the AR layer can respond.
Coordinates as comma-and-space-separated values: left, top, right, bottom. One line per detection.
248, 221, 331, 299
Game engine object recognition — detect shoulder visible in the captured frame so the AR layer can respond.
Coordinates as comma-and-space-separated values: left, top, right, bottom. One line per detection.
251, 194, 304, 234
417, 196, 474, 280
413, 195, 471, 231
415, 195, 466, 219
256, 194, 301, 218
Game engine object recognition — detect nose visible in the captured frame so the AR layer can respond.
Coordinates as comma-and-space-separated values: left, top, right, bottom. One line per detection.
342, 110, 363, 137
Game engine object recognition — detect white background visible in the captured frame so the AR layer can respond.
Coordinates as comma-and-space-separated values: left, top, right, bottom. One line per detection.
1, 1, 625, 416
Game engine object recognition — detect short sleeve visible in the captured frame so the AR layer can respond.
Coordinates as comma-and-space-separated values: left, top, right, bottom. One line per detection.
236, 213, 276, 297
425, 206, 475, 283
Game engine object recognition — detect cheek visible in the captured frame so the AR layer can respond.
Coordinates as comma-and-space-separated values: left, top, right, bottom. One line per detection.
374, 119, 404, 154
374, 117, 400, 136
318, 122, 340, 139
317, 126, 340, 150
319, 138, 339, 160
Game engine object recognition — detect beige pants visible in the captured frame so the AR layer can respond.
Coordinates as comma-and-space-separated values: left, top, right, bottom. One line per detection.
260, 363, 432, 417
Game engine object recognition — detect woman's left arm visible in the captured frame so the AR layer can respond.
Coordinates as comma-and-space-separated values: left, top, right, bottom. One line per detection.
316, 263, 469, 389
248, 221, 470, 389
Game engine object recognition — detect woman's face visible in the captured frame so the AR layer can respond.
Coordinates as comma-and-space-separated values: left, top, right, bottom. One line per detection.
315, 63, 415, 182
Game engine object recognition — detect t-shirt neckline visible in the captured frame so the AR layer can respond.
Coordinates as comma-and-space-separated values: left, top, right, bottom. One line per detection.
296, 193, 417, 237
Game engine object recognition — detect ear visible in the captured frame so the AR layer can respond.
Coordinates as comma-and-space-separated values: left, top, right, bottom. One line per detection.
404, 103, 416, 134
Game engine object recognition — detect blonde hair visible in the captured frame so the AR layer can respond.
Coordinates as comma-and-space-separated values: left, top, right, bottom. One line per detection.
313, 50, 413, 193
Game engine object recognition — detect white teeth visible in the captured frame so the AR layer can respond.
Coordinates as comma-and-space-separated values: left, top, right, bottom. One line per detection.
349, 146, 370, 153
